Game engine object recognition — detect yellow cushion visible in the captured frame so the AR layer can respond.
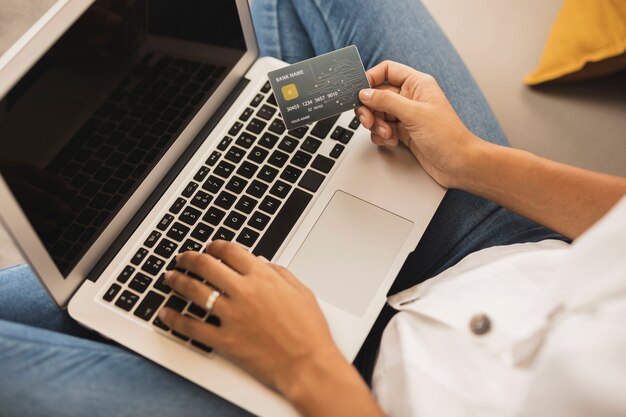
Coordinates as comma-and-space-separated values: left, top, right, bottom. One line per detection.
525, 0, 626, 85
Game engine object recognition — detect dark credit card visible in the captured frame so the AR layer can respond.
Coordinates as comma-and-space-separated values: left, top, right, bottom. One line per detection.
268, 45, 371, 130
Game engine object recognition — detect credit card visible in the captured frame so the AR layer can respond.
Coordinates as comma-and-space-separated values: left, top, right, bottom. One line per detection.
268, 45, 371, 130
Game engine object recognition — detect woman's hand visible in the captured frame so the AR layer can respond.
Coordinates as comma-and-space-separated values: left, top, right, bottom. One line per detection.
356, 60, 481, 189
158, 241, 342, 395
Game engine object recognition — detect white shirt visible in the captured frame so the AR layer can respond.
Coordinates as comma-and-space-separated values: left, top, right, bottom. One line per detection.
372, 196, 626, 417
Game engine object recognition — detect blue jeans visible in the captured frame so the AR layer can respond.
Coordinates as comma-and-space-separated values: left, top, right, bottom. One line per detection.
0, 1, 565, 415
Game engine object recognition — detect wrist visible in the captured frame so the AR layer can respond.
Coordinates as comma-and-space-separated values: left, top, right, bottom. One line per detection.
449, 133, 494, 191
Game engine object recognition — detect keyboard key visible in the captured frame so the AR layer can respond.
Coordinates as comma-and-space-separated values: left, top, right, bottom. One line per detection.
169, 197, 186, 214
248, 146, 269, 164
213, 227, 235, 241
246, 179, 268, 198
257, 104, 276, 120
172, 330, 190, 341
191, 222, 214, 242
239, 107, 254, 121
329, 143, 345, 159
228, 122, 243, 136
247, 118, 266, 134
348, 116, 360, 130
268, 118, 286, 135
190, 190, 212, 210
117, 265, 135, 283
301, 137, 322, 154
259, 195, 281, 215
165, 294, 188, 312
167, 222, 190, 242
259, 132, 279, 149
206, 150, 221, 166
268, 150, 289, 168
153, 316, 170, 331
203, 207, 226, 225
226, 176, 248, 194
339, 130, 354, 144
270, 180, 292, 199
182, 181, 199, 198
258, 165, 279, 183
134, 291, 165, 321
248, 211, 271, 231
179, 206, 202, 225
103, 283, 121, 302
179, 239, 203, 253
115, 290, 140, 311
236, 227, 260, 247
131, 248, 149, 266
225, 146, 246, 163
278, 137, 298, 153
215, 191, 237, 210
310, 115, 340, 139
266, 93, 277, 106
142, 255, 165, 276
331, 126, 345, 140
224, 211, 247, 231
153, 274, 172, 294
280, 165, 302, 183
156, 214, 174, 231
214, 161, 236, 178
194, 166, 210, 182
191, 340, 213, 354
250, 93, 263, 107
129, 272, 153, 293
188, 303, 207, 318
299, 170, 326, 193
203, 175, 224, 194
253, 189, 312, 260
155, 238, 178, 258
311, 155, 335, 173
235, 195, 257, 214
291, 150, 312, 168
261, 81, 271, 93
235, 132, 256, 149
217, 136, 232, 151
237, 161, 258, 179
288, 126, 308, 139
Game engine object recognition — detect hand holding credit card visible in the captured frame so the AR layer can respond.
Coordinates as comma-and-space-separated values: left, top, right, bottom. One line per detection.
268, 45, 371, 130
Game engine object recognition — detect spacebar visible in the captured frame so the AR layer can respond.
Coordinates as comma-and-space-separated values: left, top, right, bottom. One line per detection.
252, 188, 312, 260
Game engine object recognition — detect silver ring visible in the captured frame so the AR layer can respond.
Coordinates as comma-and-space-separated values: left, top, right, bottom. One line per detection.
204, 289, 222, 315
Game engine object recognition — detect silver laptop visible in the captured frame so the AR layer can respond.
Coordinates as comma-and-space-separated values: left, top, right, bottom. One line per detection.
0, 1, 445, 415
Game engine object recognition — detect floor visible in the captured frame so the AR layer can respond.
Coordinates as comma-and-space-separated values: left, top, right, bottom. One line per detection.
1, 0, 625, 269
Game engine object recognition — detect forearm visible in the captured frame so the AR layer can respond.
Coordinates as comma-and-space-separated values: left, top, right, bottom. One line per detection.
280, 350, 384, 417
459, 139, 626, 239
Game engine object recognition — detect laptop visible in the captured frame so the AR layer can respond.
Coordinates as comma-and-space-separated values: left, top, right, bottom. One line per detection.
0, 1, 445, 415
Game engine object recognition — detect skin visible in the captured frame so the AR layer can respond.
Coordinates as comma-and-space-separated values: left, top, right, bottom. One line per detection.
158, 60, 626, 416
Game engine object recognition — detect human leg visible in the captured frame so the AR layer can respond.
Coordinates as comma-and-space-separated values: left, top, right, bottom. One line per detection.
0, 319, 251, 417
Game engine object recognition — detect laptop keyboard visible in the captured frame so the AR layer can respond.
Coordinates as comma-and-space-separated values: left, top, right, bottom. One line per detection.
101, 80, 360, 354
46, 53, 225, 274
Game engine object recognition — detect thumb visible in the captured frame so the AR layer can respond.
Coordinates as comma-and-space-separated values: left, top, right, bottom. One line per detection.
359, 88, 418, 122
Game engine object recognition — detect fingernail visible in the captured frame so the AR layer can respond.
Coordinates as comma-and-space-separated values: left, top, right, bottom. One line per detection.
358, 115, 366, 125
376, 126, 387, 137
360, 89, 374, 101
158, 309, 168, 321
258, 255, 269, 263
385, 139, 396, 146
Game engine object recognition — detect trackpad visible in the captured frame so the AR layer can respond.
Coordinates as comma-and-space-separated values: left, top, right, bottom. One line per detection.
288, 191, 413, 316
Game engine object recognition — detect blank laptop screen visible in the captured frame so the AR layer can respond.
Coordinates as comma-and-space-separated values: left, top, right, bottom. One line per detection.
0, 0, 246, 276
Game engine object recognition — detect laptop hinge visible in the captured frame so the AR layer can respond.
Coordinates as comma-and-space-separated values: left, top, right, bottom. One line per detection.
87, 77, 250, 282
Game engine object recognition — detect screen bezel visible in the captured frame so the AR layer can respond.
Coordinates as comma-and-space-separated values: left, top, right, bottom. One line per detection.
0, 0, 259, 307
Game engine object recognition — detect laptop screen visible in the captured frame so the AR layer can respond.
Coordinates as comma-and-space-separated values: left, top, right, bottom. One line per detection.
0, 0, 247, 276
